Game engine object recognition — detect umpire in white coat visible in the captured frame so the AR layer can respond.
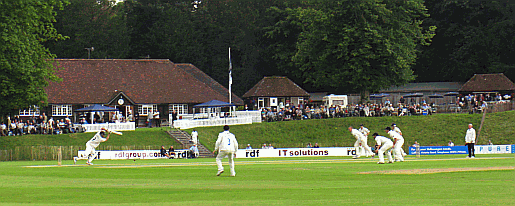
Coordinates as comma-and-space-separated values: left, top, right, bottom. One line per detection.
214, 125, 239, 176
465, 124, 476, 158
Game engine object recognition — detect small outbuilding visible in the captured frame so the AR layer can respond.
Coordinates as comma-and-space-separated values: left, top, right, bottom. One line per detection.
459, 73, 515, 94
242, 76, 310, 110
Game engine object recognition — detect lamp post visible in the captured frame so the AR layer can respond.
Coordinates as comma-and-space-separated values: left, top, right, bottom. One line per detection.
85, 47, 94, 59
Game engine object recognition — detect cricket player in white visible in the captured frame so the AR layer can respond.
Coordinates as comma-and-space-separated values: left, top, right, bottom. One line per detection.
191, 129, 198, 145
348, 126, 373, 159
372, 133, 393, 164
358, 124, 374, 157
214, 125, 238, 177
391, 123, 407, 157
386, 127, 404, 162
74, 128, 110, 165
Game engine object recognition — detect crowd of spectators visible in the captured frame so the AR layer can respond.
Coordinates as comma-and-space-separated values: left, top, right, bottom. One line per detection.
261, 93, 512, 122
0, 114, 84, 136
261, 100, 434, 122
456, 93, 511, 113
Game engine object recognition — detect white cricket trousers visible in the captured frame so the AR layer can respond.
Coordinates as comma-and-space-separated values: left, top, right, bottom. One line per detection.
85, 144, 98, 163
378, 142, 394, 163
216, 150, 235, 176
353, 139, 361, 157
360, 137, 373, 156
393, 139, 405, 161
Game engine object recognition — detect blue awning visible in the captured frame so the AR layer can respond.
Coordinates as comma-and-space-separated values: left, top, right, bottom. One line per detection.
75, 104, 119, 112
193, 100, 235, 108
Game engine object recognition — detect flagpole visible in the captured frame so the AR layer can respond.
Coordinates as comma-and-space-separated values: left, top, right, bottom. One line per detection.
229, 47, 232, 116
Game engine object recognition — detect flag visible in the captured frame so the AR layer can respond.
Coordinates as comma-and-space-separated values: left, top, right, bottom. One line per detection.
229, 47, 232, 85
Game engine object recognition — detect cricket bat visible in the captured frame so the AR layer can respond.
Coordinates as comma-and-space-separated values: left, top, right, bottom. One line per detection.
108, 129, 123, 135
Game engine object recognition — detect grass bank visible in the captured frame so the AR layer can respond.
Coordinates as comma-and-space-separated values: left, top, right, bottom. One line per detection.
1, 111, 514, 153
190, 110, 515, 151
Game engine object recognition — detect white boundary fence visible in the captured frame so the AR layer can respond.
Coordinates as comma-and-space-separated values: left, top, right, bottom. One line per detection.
83, 122, 136, 133
173, 117, 253, 129
171, 110, 262, 129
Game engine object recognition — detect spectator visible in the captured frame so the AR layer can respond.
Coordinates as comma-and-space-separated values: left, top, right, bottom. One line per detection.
306, 143, 312, 148
412, 141, 420, 147
448, 140, 454, 147
246, 144, 252, 149
55, 120, 62, 134
9, 119, 16, 135
268, 144, 274, 149
153, 110, 160, 127
147, 113, 153, 128
0, 122, 6, 136
488, 140, 493, 145
168, 145, 175, 159
313, 143, 319, 148
262, 143, 268, 149
47, 118, 55, 135
385, 99, 391, 105
189, 144, 199, 158
171, 110, 178, 128
160, 145, 172, 159
27, 122, 36, 134
15, 120, 24, 136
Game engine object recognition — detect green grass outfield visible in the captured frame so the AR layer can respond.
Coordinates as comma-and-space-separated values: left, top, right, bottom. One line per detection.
1, 154, 514, 205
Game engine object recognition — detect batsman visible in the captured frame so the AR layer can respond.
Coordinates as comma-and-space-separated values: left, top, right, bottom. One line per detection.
74, 128, 111, 165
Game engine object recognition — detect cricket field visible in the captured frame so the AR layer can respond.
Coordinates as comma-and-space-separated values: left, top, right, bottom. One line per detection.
1, 155, 514, 205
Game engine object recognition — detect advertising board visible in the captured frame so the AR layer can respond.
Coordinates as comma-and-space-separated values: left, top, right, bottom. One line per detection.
77, 149, 188, 160
235, 147, 362, 158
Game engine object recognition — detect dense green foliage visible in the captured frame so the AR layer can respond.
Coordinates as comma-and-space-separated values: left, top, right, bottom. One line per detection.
415, 0, 515, 82
266, 0, 436, 94
46, 0, 130, 59
0, 0, 66, 117
0, 156, 514, 204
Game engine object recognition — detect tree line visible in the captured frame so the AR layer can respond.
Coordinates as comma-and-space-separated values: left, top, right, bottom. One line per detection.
2, 0, 514, 115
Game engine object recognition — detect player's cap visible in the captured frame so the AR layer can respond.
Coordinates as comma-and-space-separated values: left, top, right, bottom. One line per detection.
385, 127, 391, 131
360, 124, 364, 126
391, 123, 396, 126
100, 131, 106, 136
372, 133, 379, 136
223, 125, 230, 131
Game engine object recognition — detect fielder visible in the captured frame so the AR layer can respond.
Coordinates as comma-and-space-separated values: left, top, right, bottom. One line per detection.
372, 133, 393, 164
391, 123, 407, 157
74, 128, 110, 165
386, 127, 404, 162
213, 125, 238, 177
348, 126, 374, 159
358, 124, 373, 157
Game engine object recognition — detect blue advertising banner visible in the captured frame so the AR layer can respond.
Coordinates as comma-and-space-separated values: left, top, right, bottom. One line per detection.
409, 146, 468, 155
512, 145, 515, 154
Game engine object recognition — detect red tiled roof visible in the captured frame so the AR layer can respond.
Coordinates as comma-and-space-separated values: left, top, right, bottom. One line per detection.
459, 73, 515, 92
175, 63, 243, 105
242, 76, 310, 98
46, 59, 239, 104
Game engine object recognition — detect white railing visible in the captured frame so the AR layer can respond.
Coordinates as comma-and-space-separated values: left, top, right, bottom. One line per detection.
83, 122, 136, 133
169, 110, 262, 124
173, 117, 254, 129
234, 110, 262, 123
